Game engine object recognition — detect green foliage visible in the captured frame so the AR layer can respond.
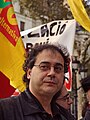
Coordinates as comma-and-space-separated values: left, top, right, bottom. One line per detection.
19, 0, 72, 23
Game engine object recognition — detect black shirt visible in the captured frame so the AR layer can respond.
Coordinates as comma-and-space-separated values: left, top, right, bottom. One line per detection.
0, 88, 65, 120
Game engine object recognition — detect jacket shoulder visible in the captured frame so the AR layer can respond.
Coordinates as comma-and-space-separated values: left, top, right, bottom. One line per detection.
0, 95, 23, 120
0, 96, 20, 109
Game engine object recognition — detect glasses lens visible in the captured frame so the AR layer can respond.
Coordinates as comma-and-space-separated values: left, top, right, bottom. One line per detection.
63, 96, 70, 101
54, 65, 63, 73
57, 93, 70, 101
39, 63, 50, 71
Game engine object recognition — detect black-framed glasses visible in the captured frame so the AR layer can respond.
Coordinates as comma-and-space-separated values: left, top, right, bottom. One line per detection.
34, 61, 64, 73
57, 93, 70, 102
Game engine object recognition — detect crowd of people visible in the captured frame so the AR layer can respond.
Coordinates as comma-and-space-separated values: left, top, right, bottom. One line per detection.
0, 43, 90, 120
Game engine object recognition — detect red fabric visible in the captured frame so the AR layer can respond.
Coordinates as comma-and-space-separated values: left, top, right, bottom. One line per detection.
64, 65, 72, 91
0, 72, 15, 98
12, 90, 20, 96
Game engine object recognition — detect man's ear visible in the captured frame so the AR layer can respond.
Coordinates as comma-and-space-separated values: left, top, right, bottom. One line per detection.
27, 69, 31, 79
63, 76, 65, 84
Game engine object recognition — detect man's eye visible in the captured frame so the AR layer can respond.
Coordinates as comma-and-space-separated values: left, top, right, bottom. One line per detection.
40, 65, 49, 70
56, 66, 62, 70
54, 65, 64, 73
55, 66, 62, 71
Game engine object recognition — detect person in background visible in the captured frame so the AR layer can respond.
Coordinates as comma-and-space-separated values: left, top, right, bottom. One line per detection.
80, 98, 88, 120
56, 85, 73, 110
56, 85, 75, 120
0, 43, 70, 120
80, 75, 90, 120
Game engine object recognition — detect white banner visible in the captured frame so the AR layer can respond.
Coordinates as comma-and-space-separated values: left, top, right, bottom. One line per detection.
20, 19, 76, 91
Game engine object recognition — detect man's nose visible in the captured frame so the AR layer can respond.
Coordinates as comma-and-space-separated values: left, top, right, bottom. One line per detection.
69, 97, 73, 104
47, 67, 55, 76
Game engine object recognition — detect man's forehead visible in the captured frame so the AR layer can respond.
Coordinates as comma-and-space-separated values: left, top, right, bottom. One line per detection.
36, 49, 64, 62
36, 49, 63, 58
39, 49, 60, 54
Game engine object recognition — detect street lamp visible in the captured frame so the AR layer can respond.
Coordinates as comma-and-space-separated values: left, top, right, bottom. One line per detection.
72, 56, 88, 120
79, 65, 88, 80
72, 56, 80, 120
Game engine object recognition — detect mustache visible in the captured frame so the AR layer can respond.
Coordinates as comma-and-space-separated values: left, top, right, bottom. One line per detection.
43, 77, 58, 84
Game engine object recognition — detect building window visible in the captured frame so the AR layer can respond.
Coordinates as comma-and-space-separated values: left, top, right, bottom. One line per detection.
20, 21, 25, 31
20, 21, 25, 38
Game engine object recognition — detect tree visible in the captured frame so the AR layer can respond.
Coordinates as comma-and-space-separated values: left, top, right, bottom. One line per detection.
18, 0, 72, 23
75, 27, 90, 71
83, 0, 90, 17
74, 0, 90, 72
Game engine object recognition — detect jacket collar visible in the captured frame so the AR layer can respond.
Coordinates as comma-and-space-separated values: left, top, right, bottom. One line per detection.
19, 89, 60, 116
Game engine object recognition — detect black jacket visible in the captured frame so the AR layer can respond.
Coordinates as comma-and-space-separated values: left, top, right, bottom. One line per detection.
83, 107, 90, 120
0, 89, 66, 120
56, 104, 75, 120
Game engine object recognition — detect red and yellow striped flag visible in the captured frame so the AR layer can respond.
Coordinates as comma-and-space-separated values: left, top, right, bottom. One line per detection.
0, 0, 26, 92
67, 0, 90, 32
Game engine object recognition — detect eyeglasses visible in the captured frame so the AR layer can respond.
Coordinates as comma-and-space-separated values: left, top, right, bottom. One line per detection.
57, 93, 71, 102
34, 61, 64, 73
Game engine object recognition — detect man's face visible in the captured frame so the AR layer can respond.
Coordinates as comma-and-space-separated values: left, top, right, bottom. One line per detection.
56, 86, 73, 110
28, 49, 64, 98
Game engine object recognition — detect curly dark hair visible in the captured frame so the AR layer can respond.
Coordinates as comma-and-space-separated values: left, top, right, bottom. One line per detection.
23, 43, 70, 88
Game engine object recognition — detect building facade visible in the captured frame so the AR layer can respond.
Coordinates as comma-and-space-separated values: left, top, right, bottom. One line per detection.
13, 0, 41, 32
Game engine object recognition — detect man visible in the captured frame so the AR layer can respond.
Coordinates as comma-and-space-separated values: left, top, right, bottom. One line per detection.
0, 43, 70, 120
56, 85, 73, 110
56, 85, 75, 120
80, 75, 90, 120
